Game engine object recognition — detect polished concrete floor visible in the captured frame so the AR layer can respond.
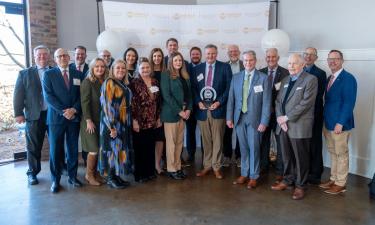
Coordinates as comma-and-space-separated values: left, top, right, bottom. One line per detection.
0, 156, 374, 225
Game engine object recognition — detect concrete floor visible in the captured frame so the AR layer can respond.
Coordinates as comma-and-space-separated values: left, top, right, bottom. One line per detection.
0, 157, 374, 225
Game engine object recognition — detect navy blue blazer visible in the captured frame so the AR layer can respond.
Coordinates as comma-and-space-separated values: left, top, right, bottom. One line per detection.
306, 64, 327, 115
42, 67, 83, 125
324, 69, 357, 131
191, 60, 232, 120
69, 62, 89, 78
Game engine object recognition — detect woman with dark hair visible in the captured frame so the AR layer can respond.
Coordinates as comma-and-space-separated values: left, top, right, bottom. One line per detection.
123, 47, 139, 82
130, 57, 161, 182
99, 59, 132, 189
160, 52, 192, 180
149, 48, 166, 174
80, 58, 108, 186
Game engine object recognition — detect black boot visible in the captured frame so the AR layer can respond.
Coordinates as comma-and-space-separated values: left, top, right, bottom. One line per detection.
107, 169, 126, 189
115, 175, 130, 187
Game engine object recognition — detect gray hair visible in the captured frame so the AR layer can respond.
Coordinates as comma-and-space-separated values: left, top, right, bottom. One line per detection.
265, 48, 278, 56
205, 44, 218, 50
288, 53, 305, 65
242, 50, 257, 59
33, 45, 50, 55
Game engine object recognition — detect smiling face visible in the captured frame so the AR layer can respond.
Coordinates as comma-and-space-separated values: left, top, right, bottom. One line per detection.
327, 51, 344, 74
205, 47, 218, 65
34, 48, 49, 68
243, 53, 256, 71
54, 48, 70, 69
172, 54, 183, 70
126, 50, 137, 68
288, 54, 305, 76
100, 50, 112, 66
265, 48, 279, 69
190, 49, 202, 64
74, 48, 87, 66
139, 61, 151, 77
152, 51, 163, 66
227, 45, 240, 62
303, 47, 318, 66
167, 40, 178, 55
113, 62, 127, 80
93, 60, 106, 79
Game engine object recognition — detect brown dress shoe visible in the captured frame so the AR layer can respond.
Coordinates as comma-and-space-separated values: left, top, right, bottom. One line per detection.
319, 180, 335, 189
196, 168, 211, 177
271, 182, 288, 191
233, 176, 248, 185
275, 175, 283, 183
324, 184, 346, 195
247, 179, 257, 189
214, 170, 223, 179
292, 188, 305, 200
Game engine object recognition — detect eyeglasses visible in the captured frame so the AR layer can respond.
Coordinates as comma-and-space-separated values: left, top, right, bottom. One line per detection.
303, 52, 316, 57
327, 58, 342, 62
56, 54, 69, 59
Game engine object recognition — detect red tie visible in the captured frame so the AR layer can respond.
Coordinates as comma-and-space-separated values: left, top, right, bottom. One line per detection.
63, 70, 70, 89
206, 64, 213, 87
327, 75, 334, 91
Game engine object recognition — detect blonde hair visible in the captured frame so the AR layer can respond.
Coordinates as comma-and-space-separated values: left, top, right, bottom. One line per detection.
109, 59, 129, 85
167, 52, 189, 80
87, 58, 109, 83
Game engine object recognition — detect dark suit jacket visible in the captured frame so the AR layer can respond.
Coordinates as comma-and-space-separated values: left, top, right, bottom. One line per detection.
324, 69, 357, 131
70, 63, 89, 78
42, 67, 83, 125
259, 66, 289, 111
13, 66, 51, 120
306, 64, 327, 116
160, 71, 193, 123
227, 60, 245, 72
275, 72, 318, 138
191, 60, 232, 120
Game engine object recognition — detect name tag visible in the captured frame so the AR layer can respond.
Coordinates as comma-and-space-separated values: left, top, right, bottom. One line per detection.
296, 87, 303, 91
283, 84, 289, 88
73, 78, 80, 86
197, 73, 204, 82
149, 86, 159, 93
274, 82, 281, 91
254, 85, 263, 93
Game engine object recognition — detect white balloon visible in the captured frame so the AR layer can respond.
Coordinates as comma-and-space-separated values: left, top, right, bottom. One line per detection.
96, 30, 126, 59
261, 29, 290, 56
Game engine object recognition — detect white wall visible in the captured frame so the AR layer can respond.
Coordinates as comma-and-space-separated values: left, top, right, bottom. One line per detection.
56, 0, 375, 177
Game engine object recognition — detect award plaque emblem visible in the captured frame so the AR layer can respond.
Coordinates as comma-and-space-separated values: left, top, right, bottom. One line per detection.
200, 86, 217, 108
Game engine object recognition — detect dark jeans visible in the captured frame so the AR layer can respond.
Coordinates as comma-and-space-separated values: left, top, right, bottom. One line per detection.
25, 111, 48, 176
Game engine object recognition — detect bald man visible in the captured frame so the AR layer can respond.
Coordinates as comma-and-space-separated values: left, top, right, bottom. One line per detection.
43, 48, 83, 193
271, 53, 317, 200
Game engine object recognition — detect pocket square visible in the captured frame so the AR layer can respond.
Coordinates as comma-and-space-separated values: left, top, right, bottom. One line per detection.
296, 87, 303, 90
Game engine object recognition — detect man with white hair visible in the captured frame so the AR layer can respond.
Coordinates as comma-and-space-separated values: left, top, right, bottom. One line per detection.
271, 53, 317, 200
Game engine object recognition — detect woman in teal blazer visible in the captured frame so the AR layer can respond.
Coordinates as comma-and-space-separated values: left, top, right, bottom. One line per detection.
160, 52, 192, 180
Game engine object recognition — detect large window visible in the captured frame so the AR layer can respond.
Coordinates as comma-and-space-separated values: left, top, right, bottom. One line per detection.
0, 0, 28, 162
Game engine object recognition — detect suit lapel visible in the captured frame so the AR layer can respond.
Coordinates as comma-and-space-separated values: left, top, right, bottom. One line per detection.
328, 69, 344, 92
286, 73, 305, 102
249, 70, 260, 96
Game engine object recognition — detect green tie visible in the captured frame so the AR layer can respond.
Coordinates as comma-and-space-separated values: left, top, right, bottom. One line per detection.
242, 73, 250, 113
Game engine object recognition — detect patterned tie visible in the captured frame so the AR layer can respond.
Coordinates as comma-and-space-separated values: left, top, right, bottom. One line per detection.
63, 70, 70, 89
206, 64, 213, 87
76, 65, 81, 72
268, 70, 274, 85
327, 75, 334, 91
242, 73, 250, 113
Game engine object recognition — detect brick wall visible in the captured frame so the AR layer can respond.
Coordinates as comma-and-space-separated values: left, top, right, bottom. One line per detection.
28, 0, 58, 64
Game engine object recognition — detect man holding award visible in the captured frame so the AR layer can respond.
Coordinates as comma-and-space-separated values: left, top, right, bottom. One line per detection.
191, 44, 233, 179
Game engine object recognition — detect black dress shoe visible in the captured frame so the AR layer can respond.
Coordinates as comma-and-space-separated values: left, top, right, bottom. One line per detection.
168, 172, 184, 180
177, 170, 186, 179
28, 174, 39, 185
107, 177, 126, 189
50, 182, 60, 193
68, 177, 83, 187
115, 176, 130, 187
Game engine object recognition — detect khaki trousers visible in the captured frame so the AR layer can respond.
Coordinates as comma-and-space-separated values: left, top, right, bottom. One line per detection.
198, 111, 225, 171
323, 126, 351, 187
164, 120, 185, 172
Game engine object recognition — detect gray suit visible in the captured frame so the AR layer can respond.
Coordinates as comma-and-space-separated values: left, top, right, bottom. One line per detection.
227, 70, 271, 179
275, 71, 317, 188
13, 66, 49, 177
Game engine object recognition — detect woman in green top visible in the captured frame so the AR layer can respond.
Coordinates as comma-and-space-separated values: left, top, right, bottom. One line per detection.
160, 52, 192, 180
80, 58, 108, 186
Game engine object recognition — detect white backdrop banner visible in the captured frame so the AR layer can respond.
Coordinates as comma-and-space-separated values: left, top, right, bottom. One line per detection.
102, 1, 270, 61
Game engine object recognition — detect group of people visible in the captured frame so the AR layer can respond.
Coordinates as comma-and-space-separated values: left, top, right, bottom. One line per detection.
13, 37, 357, 200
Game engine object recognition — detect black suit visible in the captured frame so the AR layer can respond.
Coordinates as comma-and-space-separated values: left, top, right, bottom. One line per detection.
305, 64, 327, 183
259, 66, 289, 174
70, 63, 89, 78
13, 66, 50, 176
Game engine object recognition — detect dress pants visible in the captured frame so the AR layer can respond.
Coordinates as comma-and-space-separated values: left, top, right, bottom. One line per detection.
48, 122, 79, 182
185, 115, 197, 159
235, 114, 261, 179
25, 110, 48, 176
223, 127, 241, 159
308, 112, 324, 182
260, 113, 283, 175
164, 120, 185, 172
198, 111, 225, 171
279, 130, 310, 188
133, 128, 156, 181
323, 126, 350, 187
